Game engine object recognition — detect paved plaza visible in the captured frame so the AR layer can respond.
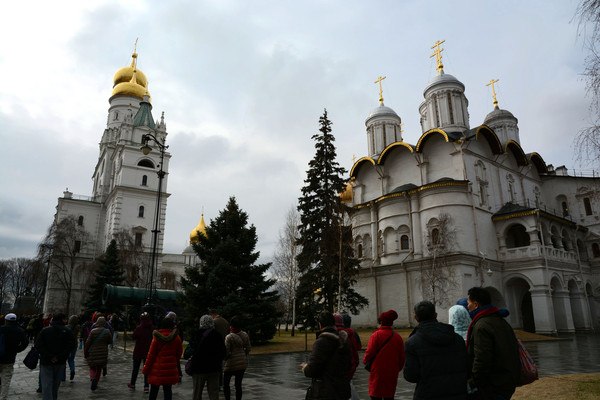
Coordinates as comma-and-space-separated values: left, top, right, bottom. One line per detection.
3, 334, 600, 400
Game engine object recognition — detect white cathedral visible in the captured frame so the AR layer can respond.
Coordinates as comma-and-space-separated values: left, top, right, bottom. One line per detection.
43, 49, 203, 313
345, 43, 600, 334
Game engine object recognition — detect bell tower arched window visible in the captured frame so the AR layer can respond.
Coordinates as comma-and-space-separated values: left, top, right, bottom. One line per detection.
138, 206, 145, 218
142, 175, 148, 186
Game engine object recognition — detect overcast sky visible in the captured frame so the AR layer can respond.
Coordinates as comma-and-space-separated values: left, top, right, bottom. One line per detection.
0, 0, 593, 264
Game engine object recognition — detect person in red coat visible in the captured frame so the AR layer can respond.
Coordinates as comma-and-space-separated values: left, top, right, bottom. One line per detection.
142, 317, 183, 400
363, 310, 405, 400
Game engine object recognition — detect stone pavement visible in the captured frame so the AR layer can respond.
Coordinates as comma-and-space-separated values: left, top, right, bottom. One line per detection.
4, 333, 600, 400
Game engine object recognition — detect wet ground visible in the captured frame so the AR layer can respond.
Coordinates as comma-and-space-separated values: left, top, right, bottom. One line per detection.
3, 333, 600, 399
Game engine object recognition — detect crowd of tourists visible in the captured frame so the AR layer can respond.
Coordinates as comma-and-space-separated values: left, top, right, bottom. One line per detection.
0, 285, 524, 400
303, 286, 522, 400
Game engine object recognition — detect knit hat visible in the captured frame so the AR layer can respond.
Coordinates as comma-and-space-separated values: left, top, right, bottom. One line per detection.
5, 313, 17, 321
140, 312, 150, 319
333, 313, 344, 328
379, 310, 398, 326
199, 314, 214, 330
166, 311, 177, 320
342, 314, 352, 329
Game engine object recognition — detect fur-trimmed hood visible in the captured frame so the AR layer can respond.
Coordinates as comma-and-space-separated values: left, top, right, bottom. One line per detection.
152, 328, 179, 343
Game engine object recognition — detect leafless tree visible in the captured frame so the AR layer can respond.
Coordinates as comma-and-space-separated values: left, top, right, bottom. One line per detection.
0, 257, 47, 312
574, 1, 600, 169
271, 206, 301, 335
0, 260, 12, 312
113, 229, 146, 287
423, 214, 457, 308
40, 215, 91, 315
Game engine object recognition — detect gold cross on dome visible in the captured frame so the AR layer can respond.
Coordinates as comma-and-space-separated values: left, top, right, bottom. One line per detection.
430, 40, 445, 76
486, 78, 500, 107
352, 154, 357, 163
374, 76, 386, 104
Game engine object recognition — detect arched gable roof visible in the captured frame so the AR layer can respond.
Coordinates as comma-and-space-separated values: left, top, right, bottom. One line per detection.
528, 152, 548, 174
350, 157, 376, 179
415, 128, 449, 152
377, 142, 414, 165
505, 140, 528, 166
474, 125, 503, 154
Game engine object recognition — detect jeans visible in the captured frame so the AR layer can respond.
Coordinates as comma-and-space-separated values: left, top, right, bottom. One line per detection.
67, 347, 77, 372
0, 363, 14, 400
130, 358, 148, 387
223, 369, 245, 400
192, 372, 219, 400
40, 363, 65, 400
149, 384, 172, 400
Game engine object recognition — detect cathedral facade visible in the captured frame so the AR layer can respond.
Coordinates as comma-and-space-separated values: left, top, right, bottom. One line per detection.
347, 47, 600, 334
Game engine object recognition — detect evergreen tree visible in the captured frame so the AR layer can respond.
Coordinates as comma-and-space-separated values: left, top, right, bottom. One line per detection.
180, 197, 279, 344
84, 239, 125, 313
296, 109, 368, 324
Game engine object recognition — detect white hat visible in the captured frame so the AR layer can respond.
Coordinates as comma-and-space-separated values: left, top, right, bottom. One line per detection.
5, 313, 17, 321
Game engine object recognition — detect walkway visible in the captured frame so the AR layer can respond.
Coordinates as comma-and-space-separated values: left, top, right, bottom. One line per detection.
4, 334, 600, 399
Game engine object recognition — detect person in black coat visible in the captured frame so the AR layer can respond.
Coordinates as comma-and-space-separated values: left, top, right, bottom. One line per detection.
189, 315, 226, 400
404, 301, 468, 400
301, 311, 352, 400
0, 313, 29, 399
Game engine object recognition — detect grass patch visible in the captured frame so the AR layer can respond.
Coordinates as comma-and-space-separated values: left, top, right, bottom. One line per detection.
513, 374, 600, 400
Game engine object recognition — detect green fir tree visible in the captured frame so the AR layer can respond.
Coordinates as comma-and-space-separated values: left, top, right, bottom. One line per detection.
84, 239, 125, 313
296, 109, 367, 326
180, 197, 280, 344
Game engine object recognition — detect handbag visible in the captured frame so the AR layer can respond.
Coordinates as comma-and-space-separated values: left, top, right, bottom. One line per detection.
23, 346, 39, 370
365, 331, 394, 372
517, 339, 538, 385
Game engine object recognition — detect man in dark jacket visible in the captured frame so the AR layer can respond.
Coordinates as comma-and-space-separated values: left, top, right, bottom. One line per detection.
403, 301, 467, 399
189, 314, 226, 400
467, 287, 520, 400
301, 311, 351, 400
0, 313, 29, 400
35, 313, 75, 400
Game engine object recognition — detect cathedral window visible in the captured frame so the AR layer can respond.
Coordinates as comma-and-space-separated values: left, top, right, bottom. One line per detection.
505, 224, 530, 248
561, 201, 569, 217
113, 111, 119, 120
507, 175, 516, 203
135, 233, 143, 247
584, 197, 593, 216
357, 244, 363, 258
400, 235, 410, 250
475, 161, 488, 207
578, 240, 589, 261
138, 159, 155, 169
431, 228, 440, 245
74, 241, 81, 254
447, 92, 454, 124
142, 175, 148, 186
592, 243, 600, 258
138, 206, 145, 218
78, 216, 84, 226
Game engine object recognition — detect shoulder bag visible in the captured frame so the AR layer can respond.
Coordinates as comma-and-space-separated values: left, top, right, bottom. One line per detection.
23, 346, 39, 369
84, 328, 106, 359
517, 339, 538, 386
364, 331, 394, 372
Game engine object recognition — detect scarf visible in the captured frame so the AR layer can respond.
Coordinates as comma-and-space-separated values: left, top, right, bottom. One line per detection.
466, 305, 498, 347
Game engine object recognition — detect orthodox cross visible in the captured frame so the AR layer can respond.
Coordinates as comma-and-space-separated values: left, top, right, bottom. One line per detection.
430, 40, 445, 76
374, 75, 386, 104
352, 154, 357, 164
486, 78, 500, 107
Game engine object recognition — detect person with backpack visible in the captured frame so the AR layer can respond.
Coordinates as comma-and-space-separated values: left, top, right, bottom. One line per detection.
302, 311, 351, 400
0, 313, 29, 400
35, 313, 75, 400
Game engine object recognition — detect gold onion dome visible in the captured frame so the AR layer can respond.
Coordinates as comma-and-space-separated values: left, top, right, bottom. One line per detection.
190, 214, 207, 243
111, 51, 150, 100
340, 182, 353, 203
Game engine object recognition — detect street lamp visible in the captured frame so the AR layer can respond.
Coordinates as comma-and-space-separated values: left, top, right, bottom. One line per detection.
140, 133, 168, 309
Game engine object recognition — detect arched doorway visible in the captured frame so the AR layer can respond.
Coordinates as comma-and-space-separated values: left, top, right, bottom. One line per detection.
505, 277, 535, 331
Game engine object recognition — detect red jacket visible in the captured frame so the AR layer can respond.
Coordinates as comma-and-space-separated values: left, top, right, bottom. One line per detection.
142, 328, 183, 386
363, 326, 405, 398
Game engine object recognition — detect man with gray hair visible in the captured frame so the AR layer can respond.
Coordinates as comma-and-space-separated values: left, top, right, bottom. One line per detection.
403, 301, 468, 399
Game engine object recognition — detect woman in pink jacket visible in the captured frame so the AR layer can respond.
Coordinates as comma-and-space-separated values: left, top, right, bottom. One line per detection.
363, 310, 405, 400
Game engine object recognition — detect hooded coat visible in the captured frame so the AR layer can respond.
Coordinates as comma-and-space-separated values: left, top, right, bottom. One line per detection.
132, 317, 154, 360
403, 319, 468, 399
363, 326, 405, 398
448, 305, 471, 342
142, 328, 183, 386
85, 317, 112, 367
303, 327, 351, 400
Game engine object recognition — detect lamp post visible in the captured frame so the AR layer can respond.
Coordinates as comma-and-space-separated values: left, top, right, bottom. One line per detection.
140, 133, 168, 309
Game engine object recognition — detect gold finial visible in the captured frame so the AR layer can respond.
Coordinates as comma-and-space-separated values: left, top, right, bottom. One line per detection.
430, 40, 445, 76
486, 78, 500, 108
352, 154, 357, 163
399, 123, 404, 135
374, 76, 387, 104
